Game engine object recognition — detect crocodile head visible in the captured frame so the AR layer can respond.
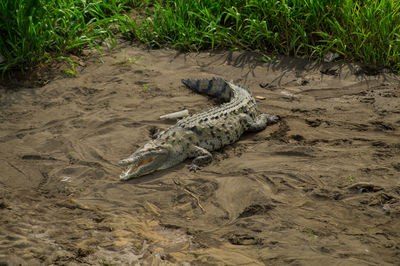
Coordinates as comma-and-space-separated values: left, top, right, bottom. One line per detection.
118, 142, 171, 180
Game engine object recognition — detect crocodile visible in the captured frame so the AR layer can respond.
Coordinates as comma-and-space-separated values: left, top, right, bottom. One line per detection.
118, 78, 279, 180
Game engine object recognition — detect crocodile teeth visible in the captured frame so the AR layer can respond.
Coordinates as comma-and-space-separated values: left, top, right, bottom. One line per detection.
120, 164, 135, 178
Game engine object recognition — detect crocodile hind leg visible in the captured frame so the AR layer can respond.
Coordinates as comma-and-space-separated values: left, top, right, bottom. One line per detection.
241, 113, 279, 132
149, 126, 165, 139
189, 146, 212, 172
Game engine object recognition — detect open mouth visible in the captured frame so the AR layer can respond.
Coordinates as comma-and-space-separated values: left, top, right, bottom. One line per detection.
120, 157, 155, 180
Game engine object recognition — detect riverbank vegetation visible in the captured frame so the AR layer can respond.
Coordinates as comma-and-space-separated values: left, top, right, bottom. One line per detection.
1, 0, 399, 74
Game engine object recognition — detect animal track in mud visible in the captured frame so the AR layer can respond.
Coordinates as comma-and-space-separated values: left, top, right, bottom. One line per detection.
273, 150, 314, 157
373, 151, 394, 159
347, 123, 370, 132
72, 86, 99, 96
268, 120, 290, 141
361, 192, 396, 206
218, 143, 248, 158
172, 178, 218, 215
392, 163, 400, 171
359, 97, 375, 104
371, 141, 389, 147
306, 138, 353, 146
227, 233, 262, 246
97, 118, 127, 129
372, 142, 400, 154
67, 155, 102, 169
291, 108, 327, 115
70, 118, 86, 129
346, 182, 383, 194
37, 100, 62, 109
122, 121, 142, 128
305, 118, 322, 127
105, 77, 124, 84
290, 134, 305, 141
185, 179, 218, 201
21, 154, 57, 161
135, 80, 148, 86
370, 121, 395, 131
311, 188, 343, 200
311, 182, 400, 216
357, 86, 400, 115
238, 204, 275, 218
37, 171, 49, 191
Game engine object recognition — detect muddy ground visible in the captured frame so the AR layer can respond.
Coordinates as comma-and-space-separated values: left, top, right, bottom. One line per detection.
0, 44, 400, 265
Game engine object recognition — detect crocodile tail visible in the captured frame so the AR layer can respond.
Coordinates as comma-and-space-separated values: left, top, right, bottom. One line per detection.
181, 78, 233, 102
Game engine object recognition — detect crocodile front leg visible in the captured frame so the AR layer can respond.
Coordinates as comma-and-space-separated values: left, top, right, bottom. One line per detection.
189, 145, 212, 172
241, 113, 279, 132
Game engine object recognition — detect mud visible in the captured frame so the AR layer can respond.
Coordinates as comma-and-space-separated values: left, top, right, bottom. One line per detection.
1, 44, 400, 265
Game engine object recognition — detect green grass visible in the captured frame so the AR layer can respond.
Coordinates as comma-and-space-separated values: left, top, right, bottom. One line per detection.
120, 0, 400, 72
1, 0, 400, 74
0, 0, 140, 73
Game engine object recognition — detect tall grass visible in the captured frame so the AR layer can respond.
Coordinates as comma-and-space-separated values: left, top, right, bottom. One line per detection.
0, 0, 140, 73
120, 0, 400, 72
1, 0, 400, 74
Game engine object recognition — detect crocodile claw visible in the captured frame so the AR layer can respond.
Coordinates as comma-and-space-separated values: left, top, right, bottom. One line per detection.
189, 164, 202, 172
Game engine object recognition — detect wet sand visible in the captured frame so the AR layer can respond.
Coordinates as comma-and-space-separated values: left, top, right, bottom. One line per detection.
1, 44, 400, 265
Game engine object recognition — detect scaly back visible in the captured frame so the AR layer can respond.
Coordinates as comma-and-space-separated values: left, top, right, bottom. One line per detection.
178, 78, 257, 127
